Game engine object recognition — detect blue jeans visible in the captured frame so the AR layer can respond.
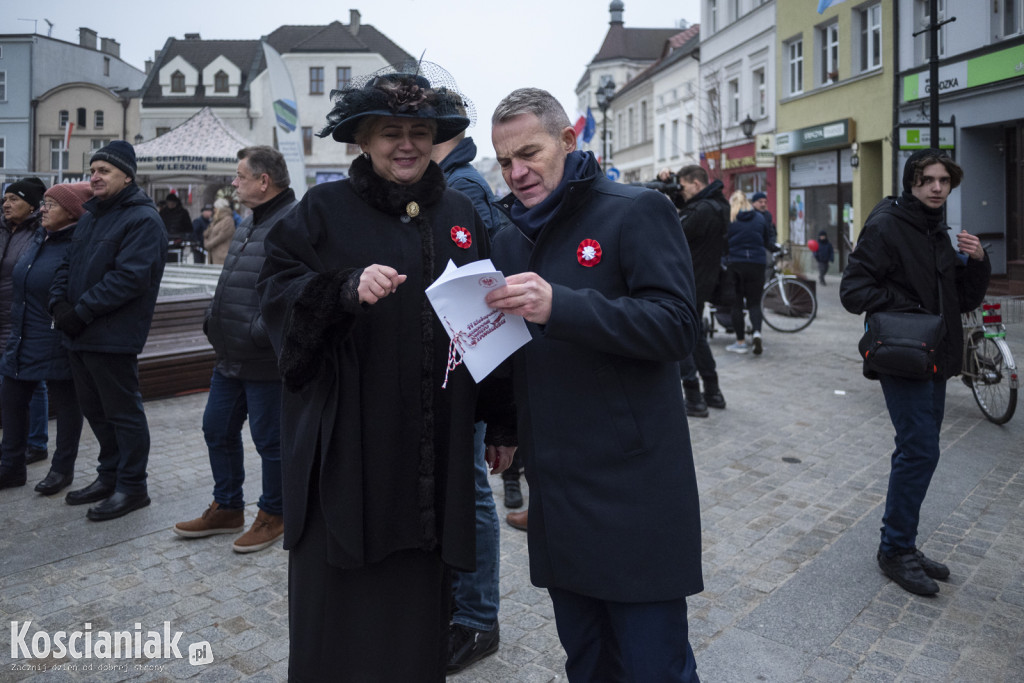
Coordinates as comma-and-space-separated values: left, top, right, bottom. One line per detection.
878, 375, 946, 555
451, 422, 500, 630
202, 369, 283, 516
548, 587, 699, 682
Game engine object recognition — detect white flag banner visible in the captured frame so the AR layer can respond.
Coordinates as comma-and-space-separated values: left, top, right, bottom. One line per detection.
426, 259, 531, 386
262, 41, 306, 199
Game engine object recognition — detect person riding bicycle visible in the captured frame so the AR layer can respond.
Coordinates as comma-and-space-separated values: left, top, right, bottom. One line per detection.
840, 149, 989, 597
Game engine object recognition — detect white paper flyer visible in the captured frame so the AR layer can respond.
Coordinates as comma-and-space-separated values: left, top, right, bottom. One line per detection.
425, 259, 532, 384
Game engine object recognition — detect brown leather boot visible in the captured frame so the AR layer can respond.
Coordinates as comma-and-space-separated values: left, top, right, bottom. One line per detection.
506, 509, 528, 531
232, 509, 284, 553
173, 501, 245, 538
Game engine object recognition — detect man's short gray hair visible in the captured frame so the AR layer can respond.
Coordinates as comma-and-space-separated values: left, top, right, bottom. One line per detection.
237, 146, 290, 189
492, 88, 571, 139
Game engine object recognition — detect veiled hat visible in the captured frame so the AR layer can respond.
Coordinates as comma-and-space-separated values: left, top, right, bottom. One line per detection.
317, 61, 474, 144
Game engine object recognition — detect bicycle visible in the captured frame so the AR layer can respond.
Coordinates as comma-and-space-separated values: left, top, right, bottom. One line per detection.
960, 300, 1018, 424
760, 243, 817, 333
704, 243, 818, 337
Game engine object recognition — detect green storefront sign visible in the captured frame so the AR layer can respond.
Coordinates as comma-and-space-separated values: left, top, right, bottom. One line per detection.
775, 119, 854, 155
902, 43, 1024, 102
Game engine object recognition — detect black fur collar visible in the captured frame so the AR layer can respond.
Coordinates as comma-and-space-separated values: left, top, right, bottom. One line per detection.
348, 154, 447, 216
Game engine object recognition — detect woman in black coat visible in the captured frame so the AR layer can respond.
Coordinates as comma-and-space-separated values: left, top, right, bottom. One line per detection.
0, 183, 90, 493
257, 63, 515, 682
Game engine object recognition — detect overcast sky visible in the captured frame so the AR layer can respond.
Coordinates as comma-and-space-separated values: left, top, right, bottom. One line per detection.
2, 0, 701, 158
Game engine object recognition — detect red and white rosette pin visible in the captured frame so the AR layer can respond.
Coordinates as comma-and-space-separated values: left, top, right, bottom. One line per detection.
451, 225, 472, 249
577, 239, 602, 267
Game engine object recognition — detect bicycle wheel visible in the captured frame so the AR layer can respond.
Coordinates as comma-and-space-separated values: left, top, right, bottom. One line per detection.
967, 330, 1018, 424
761, 278, 817, 333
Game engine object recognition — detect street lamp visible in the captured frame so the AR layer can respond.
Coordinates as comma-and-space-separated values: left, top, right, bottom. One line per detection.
595, 76, 616, 175
134, 134, 144, 144
740, 115, 756, 140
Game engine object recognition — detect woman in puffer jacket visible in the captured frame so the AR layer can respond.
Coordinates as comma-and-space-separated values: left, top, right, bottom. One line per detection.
724, 190, 773, 355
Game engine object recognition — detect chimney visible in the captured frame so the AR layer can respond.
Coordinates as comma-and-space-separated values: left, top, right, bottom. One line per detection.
100, 37, 121, 58
349, 9, 361, 35
79, 27, 98, 50
145, 59, 153, 74
184, 33, 202, 40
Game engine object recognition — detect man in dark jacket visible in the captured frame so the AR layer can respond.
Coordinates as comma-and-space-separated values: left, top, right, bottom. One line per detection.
49, 140, 167, 520
431, 129, 509, 673
174, 146, 296, 553
486, 88, 703, 682
160, 192, 193, 242
190, 204, 213, 264
677, 165, 729, 416
840, 149, 989, 596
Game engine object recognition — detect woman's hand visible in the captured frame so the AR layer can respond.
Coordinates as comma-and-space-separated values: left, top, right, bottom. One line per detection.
358, 265, 407, 305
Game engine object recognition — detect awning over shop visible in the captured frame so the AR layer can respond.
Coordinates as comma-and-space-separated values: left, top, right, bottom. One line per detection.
135, 108, 254, 177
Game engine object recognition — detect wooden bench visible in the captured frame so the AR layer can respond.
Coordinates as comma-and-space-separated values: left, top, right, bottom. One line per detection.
138, 293, 216, 400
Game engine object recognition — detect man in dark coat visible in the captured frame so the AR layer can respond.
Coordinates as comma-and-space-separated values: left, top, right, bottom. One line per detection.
49, 140, 167, 521
676, 165, 729, 416
841, 149, 989, 596
174, 146, 296, 553
486, 88, 703, 682
160, 192, 193, 242
191, 204, 213, 263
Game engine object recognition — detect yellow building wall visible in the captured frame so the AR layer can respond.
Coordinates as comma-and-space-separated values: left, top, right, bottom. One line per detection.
775, 0, 895, 246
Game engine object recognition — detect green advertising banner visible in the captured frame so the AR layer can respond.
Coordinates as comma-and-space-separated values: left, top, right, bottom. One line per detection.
902, 43, 1024, 102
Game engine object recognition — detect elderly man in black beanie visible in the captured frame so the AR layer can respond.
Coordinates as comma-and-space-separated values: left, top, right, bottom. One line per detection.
841, 149, 989, 596
49, 140, 168, 520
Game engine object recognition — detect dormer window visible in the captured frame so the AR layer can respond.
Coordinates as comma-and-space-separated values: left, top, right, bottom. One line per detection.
214, 70, 229, 93
171, 71, 186, 93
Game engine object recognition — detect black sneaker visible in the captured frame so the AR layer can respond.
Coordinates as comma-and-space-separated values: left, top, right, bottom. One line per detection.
503, 479, 523, 509
447, 623, 499, 674
877, 550, 939, 595
914, 549, 950, 580
25, 448, 48, 465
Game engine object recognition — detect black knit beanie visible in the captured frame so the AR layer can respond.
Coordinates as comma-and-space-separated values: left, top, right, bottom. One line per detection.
90, 140, 137, 179
5, 177, 47, 208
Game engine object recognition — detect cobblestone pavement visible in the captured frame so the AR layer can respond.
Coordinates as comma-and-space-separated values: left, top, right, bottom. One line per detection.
1, 282, 1021, 682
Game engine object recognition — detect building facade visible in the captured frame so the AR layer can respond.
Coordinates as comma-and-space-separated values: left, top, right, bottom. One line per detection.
699, 0, 778, 219
0, 28, 145, 180
774, 0, 894, 276
895, 0, 1024, 292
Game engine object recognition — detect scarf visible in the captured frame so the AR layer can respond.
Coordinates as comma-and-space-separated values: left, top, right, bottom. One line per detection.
509, 150, 591, 241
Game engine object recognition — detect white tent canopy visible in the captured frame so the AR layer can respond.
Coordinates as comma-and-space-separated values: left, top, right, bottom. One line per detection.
135, 107, 254, 178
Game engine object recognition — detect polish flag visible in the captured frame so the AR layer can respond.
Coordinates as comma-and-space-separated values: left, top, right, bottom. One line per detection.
64, 121, 74, 150
573, 114, 586, 139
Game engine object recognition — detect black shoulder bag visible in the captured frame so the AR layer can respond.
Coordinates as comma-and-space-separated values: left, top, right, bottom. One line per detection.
857, 274, 944, 380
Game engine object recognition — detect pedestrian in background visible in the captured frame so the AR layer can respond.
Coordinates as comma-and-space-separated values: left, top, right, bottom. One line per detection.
173, 146, 296, 553
676, 165, 729, 417
203, 198, 235, 265
1, 177, 51, 469
0, 182, 91, 494
814, 230, 834, 285
50, 140, 167, 521
487, 88, 703, 683
724, 190, 772, 355
840, 149, 989, 596
159, 192, 192, 243
431, 102, 508, 674
191, 203, 213, 264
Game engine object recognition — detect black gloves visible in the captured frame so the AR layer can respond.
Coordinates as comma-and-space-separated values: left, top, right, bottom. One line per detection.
52, 301, 88, 338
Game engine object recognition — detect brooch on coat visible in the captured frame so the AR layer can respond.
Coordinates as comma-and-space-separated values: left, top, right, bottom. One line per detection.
451, 225, 472, 249
577, 239, 602, 267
